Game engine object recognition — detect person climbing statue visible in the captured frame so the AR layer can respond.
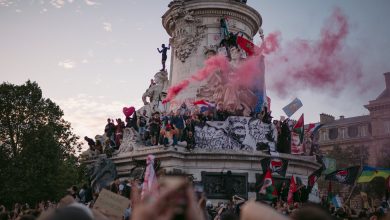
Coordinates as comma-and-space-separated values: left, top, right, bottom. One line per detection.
157, 43, 170, 71
220, 18, 229, 39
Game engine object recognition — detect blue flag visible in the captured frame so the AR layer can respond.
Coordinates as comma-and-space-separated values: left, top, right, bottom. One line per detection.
282, 98, 303, 117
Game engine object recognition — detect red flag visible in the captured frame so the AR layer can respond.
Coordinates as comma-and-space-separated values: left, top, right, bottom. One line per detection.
193, 99, 215, 107
237, 36, 260, 56
288, 175, 297, 204
259, 169, 278, 201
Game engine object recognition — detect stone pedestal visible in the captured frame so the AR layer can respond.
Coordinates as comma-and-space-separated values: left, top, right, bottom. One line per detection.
85, 144, 322, 200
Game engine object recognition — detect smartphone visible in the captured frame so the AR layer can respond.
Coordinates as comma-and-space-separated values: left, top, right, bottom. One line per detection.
194, 183, 204, 201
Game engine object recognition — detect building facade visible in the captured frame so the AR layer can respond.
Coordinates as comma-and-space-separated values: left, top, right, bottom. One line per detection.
318, 73, 390, 167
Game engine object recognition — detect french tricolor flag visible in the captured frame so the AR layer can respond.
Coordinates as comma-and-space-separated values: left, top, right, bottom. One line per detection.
306, 123, 323, 134
193, 100, 215, 112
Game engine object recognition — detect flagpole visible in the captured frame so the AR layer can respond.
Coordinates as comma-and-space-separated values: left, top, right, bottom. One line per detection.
345, 184, 357, 204
345, 146, 364, 204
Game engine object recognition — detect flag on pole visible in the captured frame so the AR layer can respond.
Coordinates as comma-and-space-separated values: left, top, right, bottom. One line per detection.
193, 99, 215, 113
357, 166, 390, 183
253, 55, 266, 114
308, 167, 324, 189
332, 195, 343, 208
288, 175, 297, 204
237, 36, 260, 57
282, 98, 303, 117
327, 181, 333, 205
259, 169, 278, 201
141, 155, 159, 200
260, 157, 288, 177
323, 157, 337, 175
325, 166, 360, 185
306, 123, 324, 135
291, 114, 304, 155
293, 114, 304, 143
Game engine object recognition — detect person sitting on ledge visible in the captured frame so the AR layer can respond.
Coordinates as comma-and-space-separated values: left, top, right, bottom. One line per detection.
160, 122, 177, 147
84, 136, 95, 151
95, 140, 103, 154
185, 131, 195, 151
171, 110, 185, 141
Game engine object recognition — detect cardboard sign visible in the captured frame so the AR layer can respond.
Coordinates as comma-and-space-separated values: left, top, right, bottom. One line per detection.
93, 189, 130, 219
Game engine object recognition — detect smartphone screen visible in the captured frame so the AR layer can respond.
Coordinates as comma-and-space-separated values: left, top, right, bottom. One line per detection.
194, 183, 204, 201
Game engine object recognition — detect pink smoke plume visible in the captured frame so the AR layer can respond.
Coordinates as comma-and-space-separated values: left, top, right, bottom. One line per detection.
267, 8, 364, 97
191, 55, 230, 81
163, 8, 362, 103
234, 55, 264, 88
163, 55, 229, 103
261, 31, 281, 55
162, 80, 190, 104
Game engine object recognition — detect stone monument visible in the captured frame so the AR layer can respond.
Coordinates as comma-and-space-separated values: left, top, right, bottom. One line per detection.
84, 0, 322, 202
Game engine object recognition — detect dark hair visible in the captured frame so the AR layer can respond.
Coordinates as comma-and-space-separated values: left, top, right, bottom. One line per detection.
290, 203, 333, 220
18, 215, 36, 220
0, 212, 9, 220
47, 207, 93, 220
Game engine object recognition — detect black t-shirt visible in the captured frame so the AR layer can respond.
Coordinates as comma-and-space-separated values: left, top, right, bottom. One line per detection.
139, 115, 148, 127
150, 117, 161, 131
105, 123, 115, 135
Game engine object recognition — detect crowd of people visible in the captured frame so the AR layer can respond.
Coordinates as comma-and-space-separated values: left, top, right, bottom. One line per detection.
83, 102, 275, 156
1, 177, 388, 220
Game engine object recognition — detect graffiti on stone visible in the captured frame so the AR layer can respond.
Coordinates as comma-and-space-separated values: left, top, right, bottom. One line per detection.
194, 116, 277, 151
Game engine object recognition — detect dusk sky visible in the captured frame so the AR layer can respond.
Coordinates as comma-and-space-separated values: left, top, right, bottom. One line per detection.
1, 0, 390, 150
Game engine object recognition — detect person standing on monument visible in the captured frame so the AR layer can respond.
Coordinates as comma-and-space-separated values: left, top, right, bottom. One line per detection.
157, 43, 170, 71
149, 112, 161, 146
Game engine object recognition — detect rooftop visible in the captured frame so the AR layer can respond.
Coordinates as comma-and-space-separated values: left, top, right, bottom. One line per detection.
321, 115, 370, 128
374, 72, 390, 101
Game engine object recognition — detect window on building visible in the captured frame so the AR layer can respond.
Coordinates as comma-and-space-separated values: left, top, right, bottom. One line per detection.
321, 130, 327, 141
340, 128, 347, 139
348, 126, 358, 138
368, 123, 372, 135
384, 121, 390, 134
360, 126, 367, 137
329, 128, 338, 140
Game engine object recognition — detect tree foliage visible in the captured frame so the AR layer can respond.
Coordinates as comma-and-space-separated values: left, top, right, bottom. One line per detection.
0, 81, 82, 207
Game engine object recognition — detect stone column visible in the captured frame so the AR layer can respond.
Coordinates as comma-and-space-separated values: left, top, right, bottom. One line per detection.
162, 0, 262, 108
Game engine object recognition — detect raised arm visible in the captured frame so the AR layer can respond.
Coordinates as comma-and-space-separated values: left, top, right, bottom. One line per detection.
157, 48, 161, 53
